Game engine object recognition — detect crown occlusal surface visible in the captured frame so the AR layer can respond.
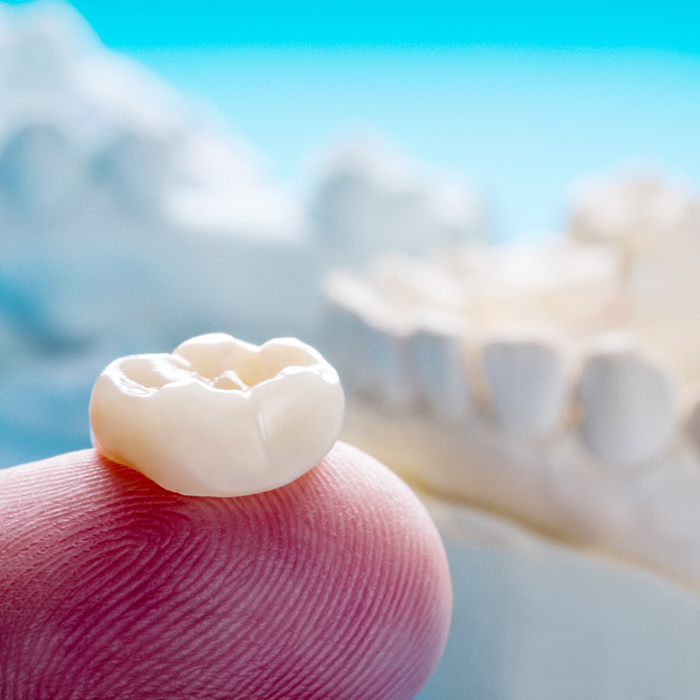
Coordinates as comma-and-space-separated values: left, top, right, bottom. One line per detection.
89, 333, 345, 496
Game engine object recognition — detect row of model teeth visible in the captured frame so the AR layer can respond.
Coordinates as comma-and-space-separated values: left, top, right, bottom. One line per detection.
323, 272, 690, 470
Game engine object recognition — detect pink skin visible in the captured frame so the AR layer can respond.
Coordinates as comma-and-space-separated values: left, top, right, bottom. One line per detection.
0, 441, 451, 699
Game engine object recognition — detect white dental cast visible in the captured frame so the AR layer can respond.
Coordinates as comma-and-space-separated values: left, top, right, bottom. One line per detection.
89, 333, 345, 497
484, 327, 570, 436
578, 337, 676, 468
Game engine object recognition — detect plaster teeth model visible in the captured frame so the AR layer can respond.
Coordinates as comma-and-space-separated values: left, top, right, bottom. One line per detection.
409, 316, 474, 422
323, 174, 700, 698
579, 337, 677, 467
90, 333, 344, 497
483, 328, 570, 436
360, 316, 415, 411
325, 232, 699, 589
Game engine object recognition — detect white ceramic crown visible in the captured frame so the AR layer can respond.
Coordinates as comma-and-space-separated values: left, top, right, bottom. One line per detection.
90, 333, 345, 497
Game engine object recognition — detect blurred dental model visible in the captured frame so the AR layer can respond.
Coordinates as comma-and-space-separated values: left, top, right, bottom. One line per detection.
0, 1, 305, 349
0, 1, 487, 466
309, 140, 489, 265
322, 172, 700, 698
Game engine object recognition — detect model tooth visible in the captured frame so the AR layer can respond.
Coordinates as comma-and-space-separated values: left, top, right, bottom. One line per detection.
0, 121, 83, 213
409, 313, 473, 422
323, 268, 414, 410
579, 338, 677, 467
93, 129, 170, 209
322, 270, 380, 393
322, 298, 363, 391
483, 327, 569, 436
361, 314, 414, 411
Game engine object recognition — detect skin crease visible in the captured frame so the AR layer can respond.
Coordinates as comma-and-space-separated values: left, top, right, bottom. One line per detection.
0, 441, 452, 700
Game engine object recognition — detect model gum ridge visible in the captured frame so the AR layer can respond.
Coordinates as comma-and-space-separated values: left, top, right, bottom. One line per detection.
90, 333, 345, 497
323, 175, 700, 596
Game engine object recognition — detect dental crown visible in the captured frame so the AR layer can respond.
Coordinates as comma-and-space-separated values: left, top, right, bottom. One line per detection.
89, 333, 345, 497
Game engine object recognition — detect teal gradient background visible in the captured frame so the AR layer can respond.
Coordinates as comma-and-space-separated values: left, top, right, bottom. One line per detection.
15, 1, 700, 53
7, 0, 700, 239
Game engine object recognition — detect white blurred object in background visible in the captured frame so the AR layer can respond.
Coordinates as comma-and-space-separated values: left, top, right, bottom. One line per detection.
310, 140, 489, 265
570, 173, 700, 383
323, 170, 700, 698
0, 1, 488, 465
